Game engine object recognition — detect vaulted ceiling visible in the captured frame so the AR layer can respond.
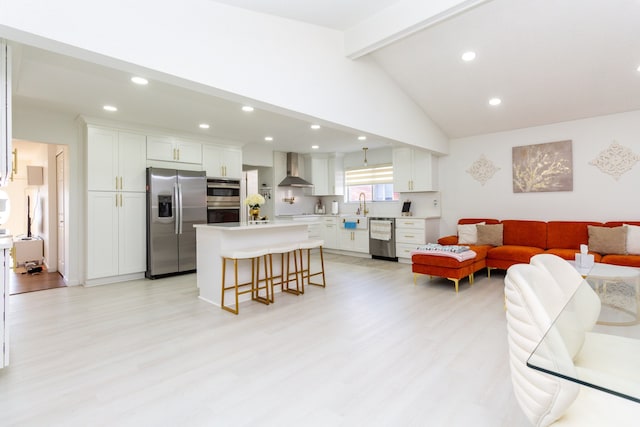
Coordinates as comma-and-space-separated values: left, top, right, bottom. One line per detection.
9, 0, 640, 153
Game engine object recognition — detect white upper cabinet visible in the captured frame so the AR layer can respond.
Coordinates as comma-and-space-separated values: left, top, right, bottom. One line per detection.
392, 147, 438, 192
203, 145, 242, 179
87, 127, 146, 192
147, 136, 202, 164
305, 154, 344, 196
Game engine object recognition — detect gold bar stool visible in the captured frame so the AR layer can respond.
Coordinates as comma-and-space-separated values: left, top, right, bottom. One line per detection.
298, 238, 326, 291
220, 247, 270, 315
268, 242, 302, 301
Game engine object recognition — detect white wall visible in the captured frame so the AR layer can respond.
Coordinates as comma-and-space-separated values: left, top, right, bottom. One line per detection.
439, 110, 640, 235
0, 0, 448, 154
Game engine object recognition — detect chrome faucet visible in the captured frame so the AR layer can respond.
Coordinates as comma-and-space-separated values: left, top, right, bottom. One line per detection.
358, 192, 369, 216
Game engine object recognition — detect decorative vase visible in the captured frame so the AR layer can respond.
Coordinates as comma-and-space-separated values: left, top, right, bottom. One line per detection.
250, 207, 260, 220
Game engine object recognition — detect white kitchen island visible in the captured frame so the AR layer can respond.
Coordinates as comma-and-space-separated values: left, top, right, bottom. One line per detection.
194, 222, 310, 307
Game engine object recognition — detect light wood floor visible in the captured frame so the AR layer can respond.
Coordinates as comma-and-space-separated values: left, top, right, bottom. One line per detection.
0, 254, 528, 426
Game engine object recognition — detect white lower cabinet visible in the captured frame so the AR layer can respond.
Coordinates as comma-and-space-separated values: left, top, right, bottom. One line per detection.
320, 217, 338, 249
395, 218, 439, 260
87, 191, 146, 281
338, 228, 369, 253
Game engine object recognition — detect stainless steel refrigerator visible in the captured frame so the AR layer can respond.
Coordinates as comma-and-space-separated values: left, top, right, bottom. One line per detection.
146, 167, 207, 278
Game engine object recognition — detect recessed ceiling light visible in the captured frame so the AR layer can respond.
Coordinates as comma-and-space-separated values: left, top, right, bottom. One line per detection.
311, 145, 319, 149
264, 136, 273, 142
199, 123, 210, 129
131, 76, 148, 85
242, 106, 254, 112
358, 136, 367, 141
637, 64, 640, 72
461, 51, 476, 62
103, 105, 118, 112
488, 97, 502, 106
310, 124, 321, 130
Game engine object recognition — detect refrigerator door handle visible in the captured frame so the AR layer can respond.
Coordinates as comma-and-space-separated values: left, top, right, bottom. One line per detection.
178, 183, 184, 234
174, 183, 180, 235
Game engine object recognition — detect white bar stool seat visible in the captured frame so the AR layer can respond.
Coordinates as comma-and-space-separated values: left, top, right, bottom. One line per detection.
298, 238, 326, 290
220, 246, 270, 315
268, 242, 301, 300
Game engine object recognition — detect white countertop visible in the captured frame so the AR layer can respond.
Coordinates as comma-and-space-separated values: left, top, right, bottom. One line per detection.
0, 230, 13, 249
194, 221, 315, 231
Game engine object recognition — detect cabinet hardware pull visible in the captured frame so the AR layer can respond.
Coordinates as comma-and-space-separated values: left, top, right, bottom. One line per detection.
177, 149, 180, 160
120, 176, 124, 189
11, 148, 18, 181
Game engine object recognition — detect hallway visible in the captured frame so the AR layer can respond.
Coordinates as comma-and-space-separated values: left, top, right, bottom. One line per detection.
10, 265, 65, 295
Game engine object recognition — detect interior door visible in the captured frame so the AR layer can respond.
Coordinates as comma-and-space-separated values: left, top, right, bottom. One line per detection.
56, 151, 65, 277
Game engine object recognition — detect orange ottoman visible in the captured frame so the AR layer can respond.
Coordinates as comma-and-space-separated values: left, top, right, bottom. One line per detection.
411, 245, 490, 293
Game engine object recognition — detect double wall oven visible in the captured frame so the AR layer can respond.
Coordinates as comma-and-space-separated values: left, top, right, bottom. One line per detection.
207, 178, 241, 223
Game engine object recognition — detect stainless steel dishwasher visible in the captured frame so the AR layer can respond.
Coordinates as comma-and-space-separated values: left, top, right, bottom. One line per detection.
369, 217, 397, 261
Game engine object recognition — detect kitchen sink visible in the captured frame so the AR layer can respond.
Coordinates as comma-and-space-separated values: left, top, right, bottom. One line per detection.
341, 216, 368, 230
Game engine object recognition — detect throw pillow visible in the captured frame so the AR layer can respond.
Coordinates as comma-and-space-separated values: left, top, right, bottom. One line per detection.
457, 222, 485, 244
624, 224, 640, 255
476, 224, 504, 246
587, 225, 627, 255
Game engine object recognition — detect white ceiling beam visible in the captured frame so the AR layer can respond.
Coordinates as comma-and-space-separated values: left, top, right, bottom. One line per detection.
345, 0, 492, 59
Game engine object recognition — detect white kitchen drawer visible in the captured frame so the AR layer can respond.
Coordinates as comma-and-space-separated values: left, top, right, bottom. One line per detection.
322, 217, 338, 224
396, 243, 419, 259
395, 218, 426, 231
395, 230, 425, 245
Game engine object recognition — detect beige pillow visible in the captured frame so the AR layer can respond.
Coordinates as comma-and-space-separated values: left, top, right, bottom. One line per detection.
476, 224, 503, 246
458, 222, 485, 244
587, 225, 627, 254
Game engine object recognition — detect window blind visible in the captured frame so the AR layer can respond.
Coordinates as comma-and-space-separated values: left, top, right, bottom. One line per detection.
345, 164, 393, 185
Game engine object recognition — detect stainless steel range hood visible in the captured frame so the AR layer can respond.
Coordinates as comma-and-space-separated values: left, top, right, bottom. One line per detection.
278, 152, 313, 187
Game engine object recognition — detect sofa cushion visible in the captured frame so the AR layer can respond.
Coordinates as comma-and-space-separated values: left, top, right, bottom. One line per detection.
488, 245, 545, 264
588, 225, 627, 254
543, 248, 602, 263
546, 221, 602, 250
467, 244, 491, 259
476, 224, 503, 246
600, 254, 640, 268
502, 220, 547, 249
458, 222, 484, 244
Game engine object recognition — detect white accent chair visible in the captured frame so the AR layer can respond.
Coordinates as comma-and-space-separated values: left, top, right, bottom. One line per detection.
530, 253, 600, 331
504, 264, 639, 426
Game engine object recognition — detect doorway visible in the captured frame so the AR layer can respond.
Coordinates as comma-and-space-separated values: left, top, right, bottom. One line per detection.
7, 140, 68, 295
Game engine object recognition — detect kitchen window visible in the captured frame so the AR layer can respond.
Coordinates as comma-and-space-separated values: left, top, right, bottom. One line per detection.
344, 164, 398, 202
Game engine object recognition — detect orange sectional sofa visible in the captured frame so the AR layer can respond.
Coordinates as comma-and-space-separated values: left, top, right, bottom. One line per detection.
412, 218, 640, 292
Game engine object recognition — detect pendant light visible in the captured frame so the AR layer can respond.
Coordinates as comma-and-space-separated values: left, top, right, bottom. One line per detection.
363, 147, 368, 167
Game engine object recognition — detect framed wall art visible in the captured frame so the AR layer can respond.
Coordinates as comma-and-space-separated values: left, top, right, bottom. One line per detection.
512, 140, 573, 193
